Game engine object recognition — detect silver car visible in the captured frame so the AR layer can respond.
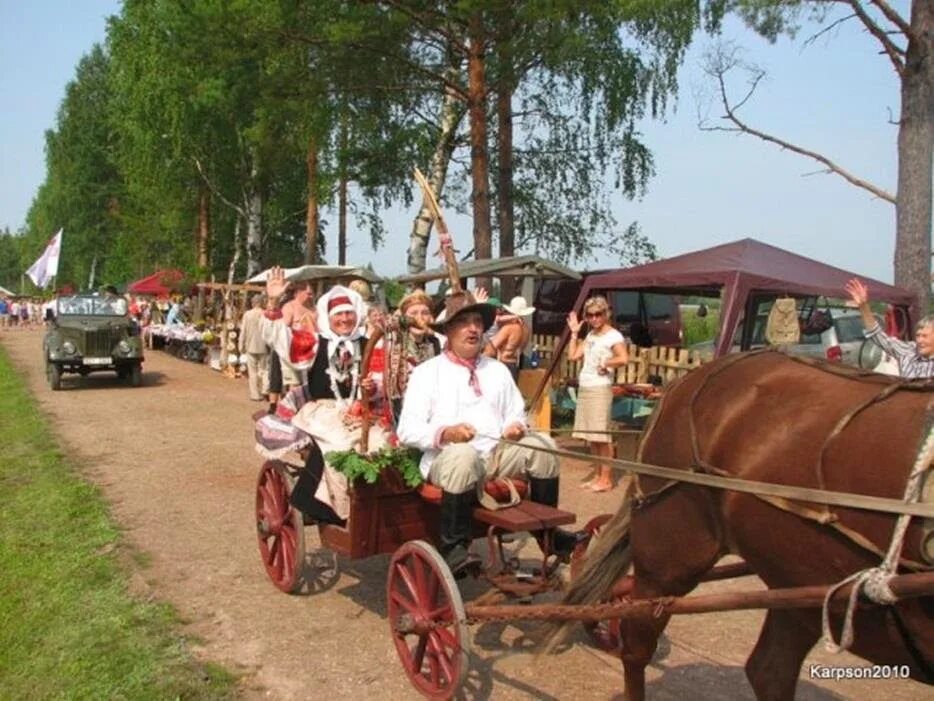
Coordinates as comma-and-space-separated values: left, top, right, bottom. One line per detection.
692, 308, 880, 368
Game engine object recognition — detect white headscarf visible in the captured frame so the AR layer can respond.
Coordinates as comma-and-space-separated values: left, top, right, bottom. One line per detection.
315, 285, 366, 343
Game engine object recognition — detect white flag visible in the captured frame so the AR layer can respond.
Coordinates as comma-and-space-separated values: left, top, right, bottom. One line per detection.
26, 229, 63, 288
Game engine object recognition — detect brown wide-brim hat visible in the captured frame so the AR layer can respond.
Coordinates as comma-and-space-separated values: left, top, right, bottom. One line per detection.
431, 290, 496, 332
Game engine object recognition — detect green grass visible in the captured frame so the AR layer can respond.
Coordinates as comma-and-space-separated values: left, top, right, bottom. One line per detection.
682, 307, 721, 347
0, 346, 236, 700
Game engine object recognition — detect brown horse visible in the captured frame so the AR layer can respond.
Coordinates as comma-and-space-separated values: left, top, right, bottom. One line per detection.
558, 350, 933, 700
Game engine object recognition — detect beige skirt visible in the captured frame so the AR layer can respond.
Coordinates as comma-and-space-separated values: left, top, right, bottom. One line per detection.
572, 385, 613, 443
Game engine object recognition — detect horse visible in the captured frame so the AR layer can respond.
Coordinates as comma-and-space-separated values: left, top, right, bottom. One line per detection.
556, 350, 933, 700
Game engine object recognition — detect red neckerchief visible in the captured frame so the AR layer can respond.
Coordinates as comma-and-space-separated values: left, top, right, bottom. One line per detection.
444, 350, 482, 397
289, 328, 317, 364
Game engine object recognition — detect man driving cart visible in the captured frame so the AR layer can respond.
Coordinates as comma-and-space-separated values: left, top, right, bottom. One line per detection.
397, 290, 580, 575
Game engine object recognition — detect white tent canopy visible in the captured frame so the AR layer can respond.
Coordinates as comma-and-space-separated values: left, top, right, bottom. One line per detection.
246, 264, 382, 285
0, 285, 16, 297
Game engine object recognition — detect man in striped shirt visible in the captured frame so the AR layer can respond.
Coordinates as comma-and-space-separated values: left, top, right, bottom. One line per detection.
845, 278, 934, 379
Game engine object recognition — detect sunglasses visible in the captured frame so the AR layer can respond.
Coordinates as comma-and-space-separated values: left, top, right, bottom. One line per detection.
584, 311, 606, 318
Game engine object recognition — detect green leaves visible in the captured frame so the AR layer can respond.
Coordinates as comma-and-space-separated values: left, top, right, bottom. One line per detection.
326, 446, 424, 488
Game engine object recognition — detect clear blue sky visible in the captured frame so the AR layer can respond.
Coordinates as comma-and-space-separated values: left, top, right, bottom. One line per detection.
0, 1, 909, 284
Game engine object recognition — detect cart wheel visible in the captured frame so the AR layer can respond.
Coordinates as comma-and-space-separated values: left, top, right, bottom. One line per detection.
388, 540, 469, 700
47, 361, 62, 391
570, 514, 622, 653
255, 461, 305, 593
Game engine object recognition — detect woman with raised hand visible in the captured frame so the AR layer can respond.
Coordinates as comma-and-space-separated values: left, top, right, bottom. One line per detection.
566, 296, 629, 492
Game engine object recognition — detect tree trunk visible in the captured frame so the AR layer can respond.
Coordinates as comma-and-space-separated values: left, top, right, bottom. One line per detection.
407, 65, 465, 278
339, 114, 348, 266
305, 136, 319, 264
197, 186, 210, 271
893, 0, 933, 317
338, 173, 348, 265
467, 11, 493, 289
245, 185, 263, 278
496, 79, 516, 299
227, 217, 242, 286
87, 256, 97, 291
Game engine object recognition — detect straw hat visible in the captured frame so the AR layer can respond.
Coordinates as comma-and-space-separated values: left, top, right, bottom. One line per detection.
432, 290, 495, 332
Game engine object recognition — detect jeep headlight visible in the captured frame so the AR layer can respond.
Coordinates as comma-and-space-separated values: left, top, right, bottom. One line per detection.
117, 340, 131, 354
62, 341, 76, 355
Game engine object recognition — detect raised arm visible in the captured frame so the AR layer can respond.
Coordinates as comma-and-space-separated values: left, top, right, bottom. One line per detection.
566, 312, 585, 361
844, 278, 880, 332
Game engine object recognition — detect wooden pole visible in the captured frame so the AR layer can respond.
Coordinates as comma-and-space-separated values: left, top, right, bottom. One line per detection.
464, 571, 934, 624
414, 168, 462, 294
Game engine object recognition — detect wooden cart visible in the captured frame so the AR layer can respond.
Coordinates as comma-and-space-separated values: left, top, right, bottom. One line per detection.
255, 456, 580, 699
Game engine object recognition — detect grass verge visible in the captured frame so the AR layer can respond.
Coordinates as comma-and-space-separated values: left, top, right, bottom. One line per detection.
0, 345, 237, 699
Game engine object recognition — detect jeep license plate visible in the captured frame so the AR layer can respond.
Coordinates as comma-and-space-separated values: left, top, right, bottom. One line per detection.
84, 357, 111, 366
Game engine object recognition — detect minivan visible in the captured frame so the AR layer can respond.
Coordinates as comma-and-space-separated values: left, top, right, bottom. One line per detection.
532, 276, 683, 346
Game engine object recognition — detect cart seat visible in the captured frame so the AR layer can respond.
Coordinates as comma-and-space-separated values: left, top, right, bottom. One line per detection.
417, 479, 528, 505
472, 500, 576, 532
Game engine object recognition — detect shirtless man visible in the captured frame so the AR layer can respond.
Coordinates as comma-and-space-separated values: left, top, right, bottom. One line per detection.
269, 280, 318, 406
484, 296, 533, 380
281, 280, 317, 331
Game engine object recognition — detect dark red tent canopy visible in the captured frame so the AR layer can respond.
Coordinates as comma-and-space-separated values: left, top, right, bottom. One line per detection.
574, 238, 917, 358
127, 269, 185, 296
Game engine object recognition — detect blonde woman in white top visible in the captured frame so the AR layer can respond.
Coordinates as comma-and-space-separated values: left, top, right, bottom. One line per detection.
567, 296, 629, 492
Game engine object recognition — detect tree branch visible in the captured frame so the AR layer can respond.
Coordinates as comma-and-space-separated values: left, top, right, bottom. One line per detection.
803, 13, 857, 49
193, 158, 246, 216
869, 0, 912, 38
701, 48, 895, 205
845, 0, 905, 76
380, 0, 468, 54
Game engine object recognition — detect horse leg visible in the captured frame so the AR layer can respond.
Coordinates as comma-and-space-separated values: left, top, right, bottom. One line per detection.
619, 607, 671, 701
746, 610, 819, 701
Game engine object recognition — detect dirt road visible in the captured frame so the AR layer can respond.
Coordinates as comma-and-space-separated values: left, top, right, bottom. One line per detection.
3, 328, 925, 700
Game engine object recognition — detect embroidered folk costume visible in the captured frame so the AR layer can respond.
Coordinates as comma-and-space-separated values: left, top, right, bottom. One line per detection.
254, 285, 389, 523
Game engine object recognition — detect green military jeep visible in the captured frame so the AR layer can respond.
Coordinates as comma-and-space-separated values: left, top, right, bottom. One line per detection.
44, 294, 144, 390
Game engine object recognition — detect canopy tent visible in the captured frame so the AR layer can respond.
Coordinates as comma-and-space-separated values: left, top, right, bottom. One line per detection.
395, 255, 581, 285
127, 269, 186, 296
574, 238, 917, 358
0, 285, 15, 297
395, 254, 581, 302
246, 264, 382, 285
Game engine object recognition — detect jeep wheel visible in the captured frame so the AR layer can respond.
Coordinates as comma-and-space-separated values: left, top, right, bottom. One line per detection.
116, 366, 128, 380
47, 362, 62, 391
129, 363, 142, 387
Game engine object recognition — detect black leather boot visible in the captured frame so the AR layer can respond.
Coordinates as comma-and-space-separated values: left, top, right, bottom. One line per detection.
529, 477, 584, 557
439, 490, 478, 576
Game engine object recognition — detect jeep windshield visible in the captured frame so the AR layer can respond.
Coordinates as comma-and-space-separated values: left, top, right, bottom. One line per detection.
57, 296, 128, 317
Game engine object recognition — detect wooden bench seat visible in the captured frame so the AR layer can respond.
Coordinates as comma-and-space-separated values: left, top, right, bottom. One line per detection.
472, 500, 575, 532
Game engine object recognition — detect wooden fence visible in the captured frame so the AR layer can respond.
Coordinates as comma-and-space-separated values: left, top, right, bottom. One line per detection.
531, 334, 707, 386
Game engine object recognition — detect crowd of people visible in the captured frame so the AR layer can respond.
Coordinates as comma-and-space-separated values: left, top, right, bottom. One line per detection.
246, 269, 595, 573
0, 296, 52, 328
9, 269, 929, 574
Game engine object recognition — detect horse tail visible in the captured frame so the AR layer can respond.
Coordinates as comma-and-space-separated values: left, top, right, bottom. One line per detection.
540, 493, 633, 653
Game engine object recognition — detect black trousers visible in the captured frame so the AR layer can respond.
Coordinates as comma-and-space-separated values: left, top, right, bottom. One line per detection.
268, 350, 283, 395
288, 440, 345, 526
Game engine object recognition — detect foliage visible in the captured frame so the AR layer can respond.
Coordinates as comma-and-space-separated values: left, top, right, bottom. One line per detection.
23, 45, 124, 290
326, 445, 423, 488
0, 346, 236, 698
22, 1, 723, 284
682, 306, 721, 346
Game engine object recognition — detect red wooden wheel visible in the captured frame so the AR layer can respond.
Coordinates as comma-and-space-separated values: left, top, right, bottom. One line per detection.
255, 461, 305, 593
387, 540, 469, 700
570, 513, 625, 653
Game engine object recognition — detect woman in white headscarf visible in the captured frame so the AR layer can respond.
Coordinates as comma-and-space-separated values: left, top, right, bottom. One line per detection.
254, 269, 388, 525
